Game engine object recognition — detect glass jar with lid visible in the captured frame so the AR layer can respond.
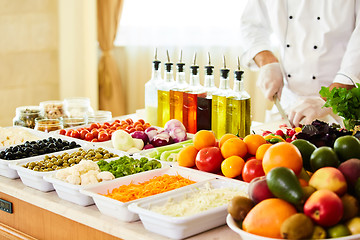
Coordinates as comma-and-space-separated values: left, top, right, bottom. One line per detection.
34, 118, 63, 133
63, 97, 94, 119
40, 100, 64, 119
87, 110, 112, 123
13, 106, 42, 129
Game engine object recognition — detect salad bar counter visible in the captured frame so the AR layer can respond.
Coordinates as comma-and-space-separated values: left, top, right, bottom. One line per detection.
0, 176, 240, 240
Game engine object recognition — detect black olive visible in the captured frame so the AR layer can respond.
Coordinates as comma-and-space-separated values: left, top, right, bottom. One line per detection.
70, 141, 77, 148
38, 149, 45, 155
62, 146, 70, 151
32, 149, 39, 154
5, 152, 13, 160
13, 146, 19, 152
30, 141, 36, 145
57, 138, 63, 143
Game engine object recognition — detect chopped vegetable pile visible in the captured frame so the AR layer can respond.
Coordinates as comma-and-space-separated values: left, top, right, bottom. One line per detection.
150, 182, 246, 217
97, 156, 161, 178
103, 174, 196, 202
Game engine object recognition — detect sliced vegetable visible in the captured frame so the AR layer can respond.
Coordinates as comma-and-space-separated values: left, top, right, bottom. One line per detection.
169, 127, 187, 143
145, 126, 159, 142
133, 138, 144, 150
144, 139, 193, 159
160, 148, 183, 162
131, 131, 149, 145
164, 119, 186, 132
111, 130, 134, 151
151, 131, 172, 147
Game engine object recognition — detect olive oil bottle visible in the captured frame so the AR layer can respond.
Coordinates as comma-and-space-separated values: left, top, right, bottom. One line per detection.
157, 51, 175, 128
197, 53, 217, 131
183, 53, 205, 134
145, 49, 162, 126
212, 56, 231, 139
170, 50, 188, 122
226, 58, 251, 137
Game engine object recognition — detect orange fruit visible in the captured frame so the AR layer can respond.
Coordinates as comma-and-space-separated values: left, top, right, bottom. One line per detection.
219, 133, 238, 149
255, 143, 272, 160
262, 142, 303, 175
220, 137, 248, 159
177, 145, 198, 167
243, 134, 267, 155
193, 130, 216, 150
242, 198, 297, 238
221, 156, 245, 178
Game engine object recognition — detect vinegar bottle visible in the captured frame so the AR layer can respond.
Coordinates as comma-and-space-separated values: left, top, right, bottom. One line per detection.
145, 49, 162, 126
170, 50, 188, 122
183, 53, 205, 134
157, 51, 175, 127
197, 53, 217, 131
212, 56, 231, 139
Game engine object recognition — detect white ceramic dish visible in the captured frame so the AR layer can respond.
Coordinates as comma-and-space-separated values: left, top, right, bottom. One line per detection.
80, 166, 215, 222
128, 178, 248, 239
0, 135, 85, 179
9, 146, 122, 192
43, 154, 167, 206
226, 214, 360, 240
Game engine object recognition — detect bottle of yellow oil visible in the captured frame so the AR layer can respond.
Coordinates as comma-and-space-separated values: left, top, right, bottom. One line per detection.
145, 49, 162, 126
157, 51, 175, 128
212, 56, 231, 139
170, 51, 188, 123
183, 53, 205, 134
197, 53, 217, 131
226, 58, 251, 137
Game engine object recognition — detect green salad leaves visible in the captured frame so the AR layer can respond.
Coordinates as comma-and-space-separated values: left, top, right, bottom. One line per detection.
97, 156, 162, 178
319, 83, 360, 120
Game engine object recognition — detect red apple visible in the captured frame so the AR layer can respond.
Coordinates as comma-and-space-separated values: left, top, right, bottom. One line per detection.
304, 189, 343, 227
242, 158, 265, 183
309, 167, 347, 196
195, 147, 223, 173
338, 158, 360, 188
248, 176, 274, 204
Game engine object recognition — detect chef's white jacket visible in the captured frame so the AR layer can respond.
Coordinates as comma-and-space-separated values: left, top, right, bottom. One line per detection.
240, 0, 360, 111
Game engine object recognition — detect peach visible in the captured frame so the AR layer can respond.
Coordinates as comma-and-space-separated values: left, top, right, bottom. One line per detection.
309, 167, 347, 196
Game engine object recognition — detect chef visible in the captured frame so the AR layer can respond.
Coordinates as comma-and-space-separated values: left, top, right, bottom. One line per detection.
239, 0, 360, 126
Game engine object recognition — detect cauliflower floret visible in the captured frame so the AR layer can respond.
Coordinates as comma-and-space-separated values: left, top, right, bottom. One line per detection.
69, 165, 81, 176
80, 170, 99, 185
65, 174, 81, 185
97, 171, 115, 182
55, 168, 72, 181
78, 160, 100, 173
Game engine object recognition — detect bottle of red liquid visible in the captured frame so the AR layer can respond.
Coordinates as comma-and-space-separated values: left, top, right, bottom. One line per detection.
183, 53, 205, 134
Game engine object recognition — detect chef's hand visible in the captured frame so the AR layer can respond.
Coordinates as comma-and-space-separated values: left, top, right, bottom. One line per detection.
288, 97, 332, 127
257, 62, 284, 101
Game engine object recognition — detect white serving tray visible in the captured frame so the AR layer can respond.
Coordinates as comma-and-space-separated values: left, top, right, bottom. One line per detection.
0, 135, 86, 179
9, 146, 122, 192
128, 179, 248, 239
79, 166, 216, 222
226, 214, 360, 240
43, 154, 167, 206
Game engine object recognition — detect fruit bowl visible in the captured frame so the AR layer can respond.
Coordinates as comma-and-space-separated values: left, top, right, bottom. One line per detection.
226, 214, 360, 240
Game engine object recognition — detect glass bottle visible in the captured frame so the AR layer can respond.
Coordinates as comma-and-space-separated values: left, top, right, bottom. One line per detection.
183, 53, 206, 134
170, 50, 188, 122
157, 51, 175, 128
197, 53, 217, 131
145, 49, 162, 126
13, 106, 42, 129
212, 56, 231, 139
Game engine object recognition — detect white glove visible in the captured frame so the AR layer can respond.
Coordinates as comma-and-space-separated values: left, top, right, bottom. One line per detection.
258, 62, 284, 101
288, 97, 332, 127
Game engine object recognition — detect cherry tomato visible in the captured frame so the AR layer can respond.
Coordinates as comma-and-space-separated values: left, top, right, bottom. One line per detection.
65, 129, 73, 137
143, 123, 151, 129
91, 138, 98, 142
128, 128, 136, 133
125, 118, 133, 124
103, 122, 110, 127
91, 129, 99, 138
138, 119, 145, 124
85, 132, 94, 141
80, 129, 89, 139
133, 122, 142, 127
71, 130, 80, 139
59, 129, 66, 135
135, 125, 144, 131
98, 131, 109, 142
89, 123, 99, 130
114, 119, 120, 124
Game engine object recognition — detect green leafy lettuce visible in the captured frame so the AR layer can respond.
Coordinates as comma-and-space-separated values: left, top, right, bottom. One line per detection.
319, 83, 360, 120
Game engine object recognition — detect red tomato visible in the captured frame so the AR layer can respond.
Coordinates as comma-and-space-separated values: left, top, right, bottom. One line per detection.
125, 118, 133, 124
242, 158, 265, 183
80, 129, 89, 139
195, 147, 223, 173
91, 129, 99, 138
65, 129, 73, 137
85, 132, 94, 141
102, 122, 110, 127
59, 129, 66, 135
70, 130, 80, 139
98, 132, 109, 142
91, 138, 98, 142
114, 119, 120, 124
89, 123, 99, 130
138, 119, 145, 124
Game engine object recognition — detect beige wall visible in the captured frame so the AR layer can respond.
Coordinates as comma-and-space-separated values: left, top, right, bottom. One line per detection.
0, 0, 59, 126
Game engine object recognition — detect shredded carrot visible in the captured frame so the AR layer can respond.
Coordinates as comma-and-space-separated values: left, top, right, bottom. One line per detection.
102, 174, 196, 203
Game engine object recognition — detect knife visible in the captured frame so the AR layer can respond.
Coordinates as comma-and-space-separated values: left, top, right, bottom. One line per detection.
273, 93, 293, 127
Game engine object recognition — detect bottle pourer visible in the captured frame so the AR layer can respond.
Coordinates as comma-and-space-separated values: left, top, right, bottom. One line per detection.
153, 48, 161, 70
177, 49, 185, 73
220, 55, 230, 79
235, 56, 244, 81
190, 52, 199, 75
165, 50, 173, 72
205, 52, 214, 76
